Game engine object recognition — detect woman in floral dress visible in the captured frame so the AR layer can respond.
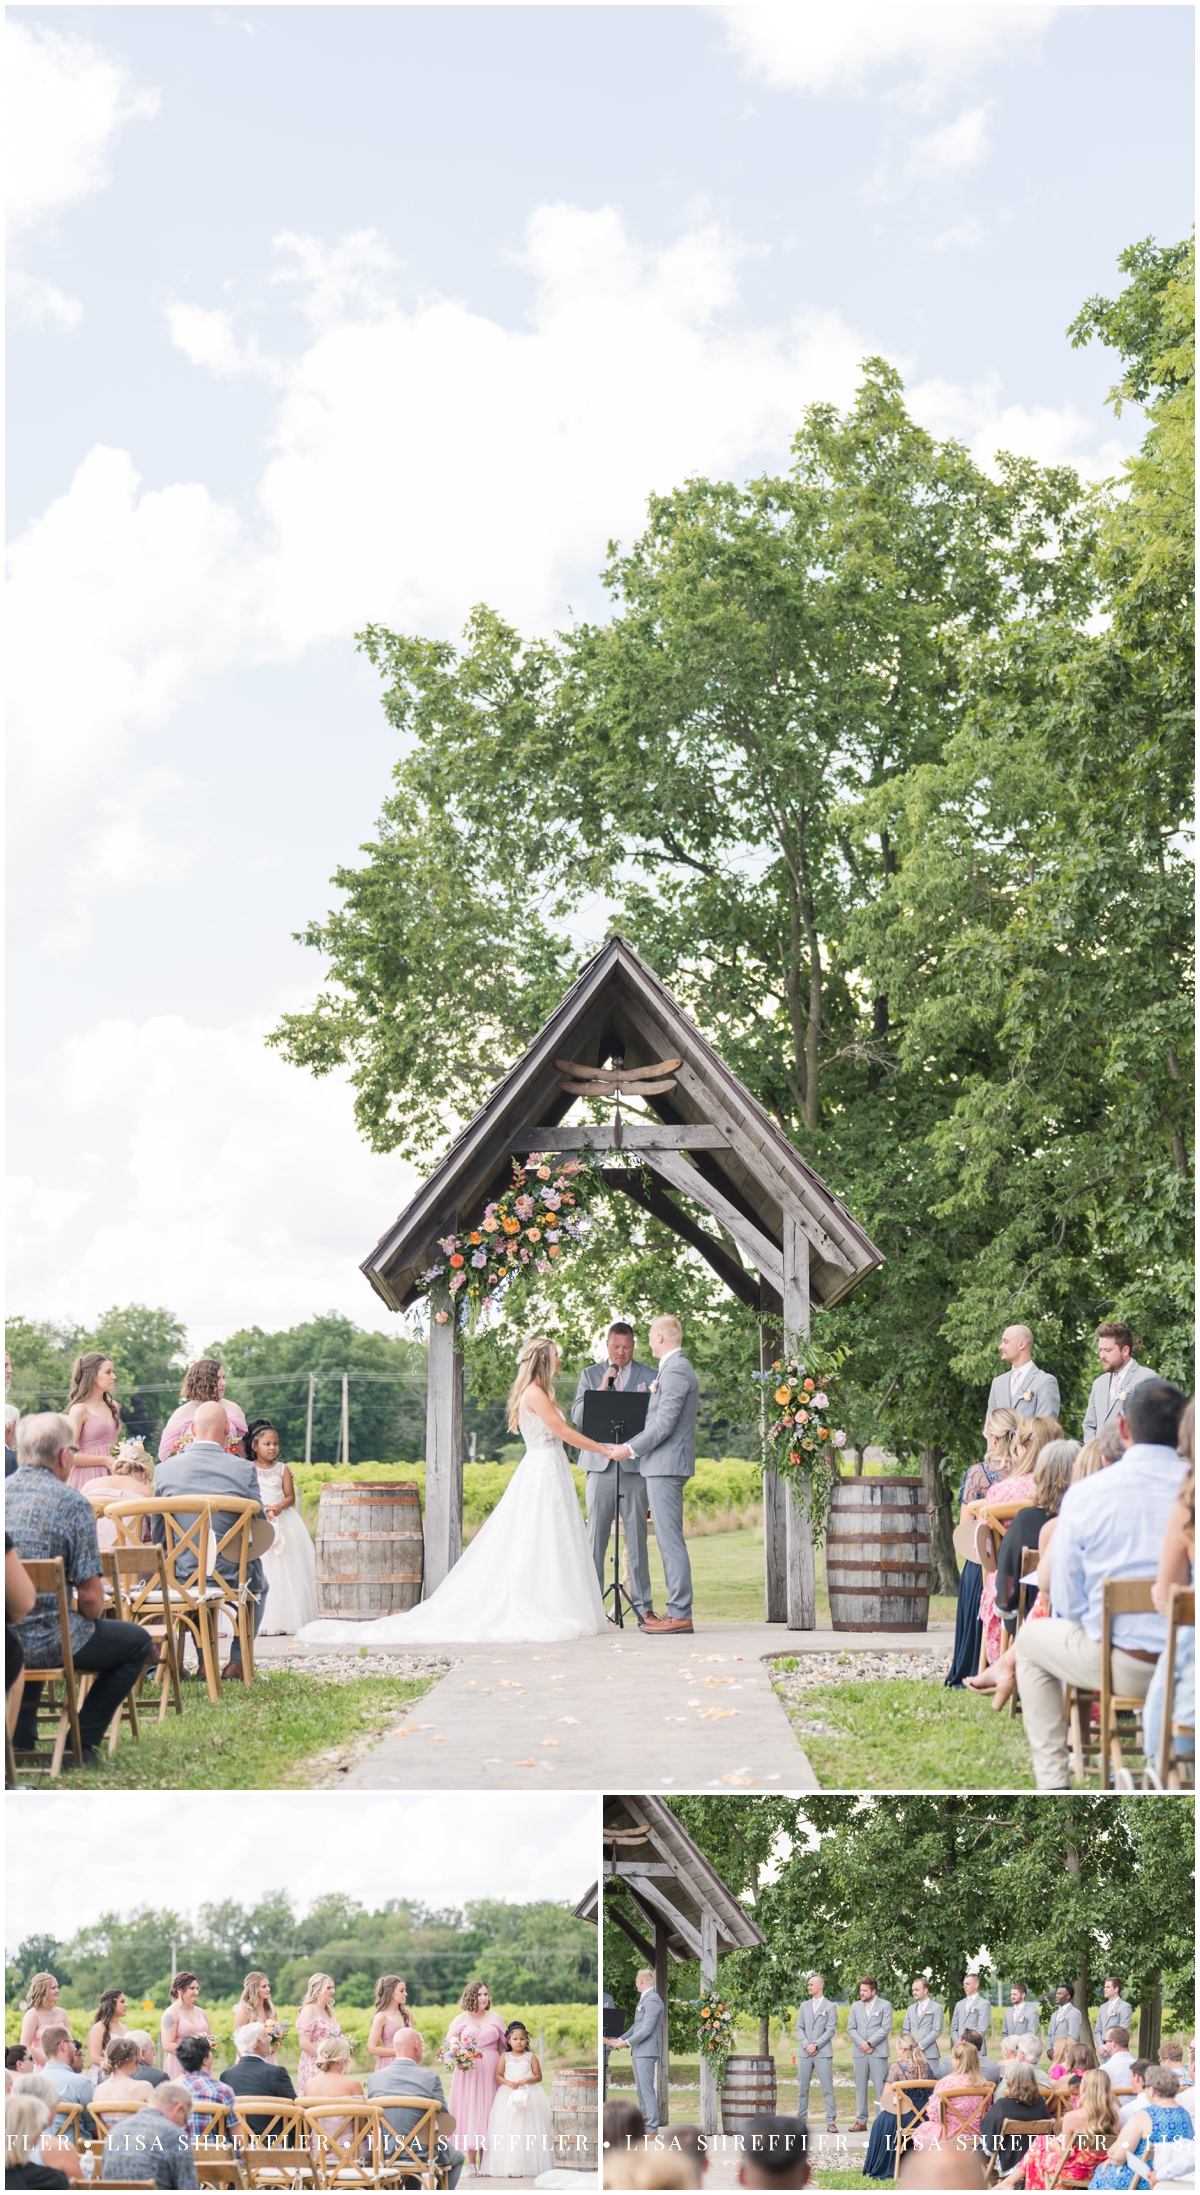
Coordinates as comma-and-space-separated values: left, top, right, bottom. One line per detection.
444, 1983, 507, 2174
999, 2069, 1119, 2189
1090, 2066, 1194, 2188
297, 1975, 344, 2093
905, 2040, 991, 2153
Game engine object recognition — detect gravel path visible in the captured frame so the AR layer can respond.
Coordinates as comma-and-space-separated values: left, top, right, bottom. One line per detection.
770, 1649, 951, 1734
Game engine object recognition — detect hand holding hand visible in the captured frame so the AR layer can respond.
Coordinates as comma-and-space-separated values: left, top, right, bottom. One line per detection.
608, 1443, 633, 1461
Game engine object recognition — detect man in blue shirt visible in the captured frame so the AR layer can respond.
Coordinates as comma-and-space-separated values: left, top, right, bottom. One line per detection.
1015, 1381, 1187, 1787
7, 1413, 153, 1763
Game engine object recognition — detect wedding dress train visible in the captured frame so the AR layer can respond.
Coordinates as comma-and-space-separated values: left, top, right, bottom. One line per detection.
296, 1401, 608, 1644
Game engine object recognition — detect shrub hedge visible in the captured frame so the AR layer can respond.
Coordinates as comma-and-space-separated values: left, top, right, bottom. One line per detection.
5, 2000, 596, 2065
292, 1457, 765, 1537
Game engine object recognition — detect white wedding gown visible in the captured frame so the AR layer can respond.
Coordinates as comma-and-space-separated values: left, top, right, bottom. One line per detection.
296, 1400, 608, 1644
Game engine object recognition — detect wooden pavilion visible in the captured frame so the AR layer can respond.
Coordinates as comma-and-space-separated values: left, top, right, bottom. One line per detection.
604, 1792, 764, 2136
361, 934, 882, 1625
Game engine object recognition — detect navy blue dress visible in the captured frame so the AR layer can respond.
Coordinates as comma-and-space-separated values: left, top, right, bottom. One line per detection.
945, 1456, 1007, 1688
862, 2072, 935, 2180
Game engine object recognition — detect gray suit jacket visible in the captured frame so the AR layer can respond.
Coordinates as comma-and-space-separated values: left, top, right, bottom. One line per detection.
796, 2001, 838, 2055
1082, 1360, 1157, 1441
622, 1989, 665, 2061
153, 1441, 265, 1596
626, 1353, 698, 1479
949, 1996, 992, 2045
1047, 2005, 1082, 2046
986, 1364, 1060, 1429
367, 2060, 448, 2146
1001, 2004, 1041, 2040
571, 1360, 655, 1470
902, 2001, 943, 2059
847, 1998, 892, 2053
1096, 1999, 1133, 2045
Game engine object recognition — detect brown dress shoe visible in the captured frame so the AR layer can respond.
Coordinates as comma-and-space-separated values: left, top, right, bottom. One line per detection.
220, 1661, 246, 1682
643, 1615, 694, 1633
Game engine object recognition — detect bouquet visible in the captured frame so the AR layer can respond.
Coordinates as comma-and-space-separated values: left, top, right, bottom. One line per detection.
754, 1346, 849, 1537
696, 1987, 738, 2087
442, 2037, 484, 2074
422, 1152, 600, 1325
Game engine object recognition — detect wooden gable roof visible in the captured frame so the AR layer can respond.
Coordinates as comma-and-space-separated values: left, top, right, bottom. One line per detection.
603, 1792, 764, 1958
362, 933, 882, 1314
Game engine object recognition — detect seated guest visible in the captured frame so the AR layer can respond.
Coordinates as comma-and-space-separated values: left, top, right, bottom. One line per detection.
127, 2036, 168, 2091
1176, 2040, 1196, 2127
974, 1421, 1065, 1670
6, 2091, 70, 2188
366, 2028, 464, 2188
862, 2031, 933, 2181
1100, 2031, 1134, 2089
994, 2039, 1029, 2091
218, 2024, 295, 2135
1016, 1381, 1188, 1788
154, 1403, 267, 1681
93, 2039, 154, 2108
39, 2029, 95, 2134
174, 2036, 236, 2142
1051, 2041, 1097, 2089
100, 2081, 197, 2187
1091, 2064, 1194, 2187
9, 2075, 88, 2184
947, 1411, 1022, 1688
961, 2028, 1002, 2085
979, 2063, 1050, 2173
1072, 1427, 1126, 1481
738, 2116, 810, 2189
8, 1414, 153, 1762
970, 1442, 1080, 1699
633, 2155, 702, 2190
1117, 2062, 1154, 2125
905, 2040, 991, 2153
1016, 2040, 1052, 2094
603, 2099, 646, 2190
999, 2068, 1119, 2189
302, 2034, 363, 2138
7, 2049, 35, 2077
1143, 1400, 1195, 1770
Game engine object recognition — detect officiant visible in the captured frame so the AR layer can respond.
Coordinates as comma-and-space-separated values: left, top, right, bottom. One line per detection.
571, 1323, 654, 1620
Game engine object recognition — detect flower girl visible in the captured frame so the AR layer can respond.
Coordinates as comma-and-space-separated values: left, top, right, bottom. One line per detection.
246, 1419, 318, 1632
485, 2021, 553, 2179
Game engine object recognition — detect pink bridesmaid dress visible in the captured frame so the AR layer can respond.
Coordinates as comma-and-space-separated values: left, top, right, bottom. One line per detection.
979, 1474, 1038, 1662
446, 2014, 508, 2157
162, 2004, 213, 2080
158, 1401, 249, 1461
374, 2016, 413, 2069
70, 1408, 121, 1491
298, 2011, 345, 2094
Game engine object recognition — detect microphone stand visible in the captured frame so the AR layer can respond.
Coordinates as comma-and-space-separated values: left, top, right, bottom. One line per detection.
602, 1372, 636, 1630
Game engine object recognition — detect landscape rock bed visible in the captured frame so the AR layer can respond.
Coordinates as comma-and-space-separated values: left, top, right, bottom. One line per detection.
770, 1648, 951, 1730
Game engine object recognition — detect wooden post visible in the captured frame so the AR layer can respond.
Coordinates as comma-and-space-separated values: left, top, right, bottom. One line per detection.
305, 1374, 315, 1465
424, 1308, 464, 1594
761, 1282, 787, 1622
783, 1217, 816, 1631
655, 1920, 670, 2130
699, 1909, 718, 2137
341, 1373, 350, 1467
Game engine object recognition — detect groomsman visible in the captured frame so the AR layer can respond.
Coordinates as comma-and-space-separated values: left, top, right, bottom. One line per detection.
1047, 1989, 1083, 2050
1001, 1986, 1041, 2043
795, 1975, 839, 2132
571, 1323, 655, 1618
847, 1978, 892, 2131
1081, 1324, 1158, 1441
902, 1978, 945, 2075
986, 1326, 1061, 1429
1095, 1978, 1135, 2050
948, 1976, 992, 2048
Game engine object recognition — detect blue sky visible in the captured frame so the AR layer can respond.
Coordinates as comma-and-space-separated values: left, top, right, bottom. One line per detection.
6, 3, 1194, 1346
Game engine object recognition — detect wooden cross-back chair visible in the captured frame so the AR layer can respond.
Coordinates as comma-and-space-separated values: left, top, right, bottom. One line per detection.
370, 2095, 451, 2190
106, 1498, 260, 1698
101, 1544, 184, 1724
937, 2082, 994, 2147
88, 2100, 150, 2142
1064, 1578, 1158, 1786
302, 2101, 380, 2187
230, 2099, 315, 2189
10, 1557, 91, 1775
983, 2118, 1057, 2186
1155, 1583, 1195, 1789
889, 2081, 937, 2179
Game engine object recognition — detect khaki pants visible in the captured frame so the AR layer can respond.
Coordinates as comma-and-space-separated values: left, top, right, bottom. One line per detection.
1015, 1617, 1155, 1788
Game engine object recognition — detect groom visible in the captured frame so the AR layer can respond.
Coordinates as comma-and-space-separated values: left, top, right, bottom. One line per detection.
571, 1322, 655, 1620
608, 1314, 697, 1635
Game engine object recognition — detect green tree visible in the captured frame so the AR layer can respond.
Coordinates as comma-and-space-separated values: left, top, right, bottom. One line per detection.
208, 1313, 427, 1463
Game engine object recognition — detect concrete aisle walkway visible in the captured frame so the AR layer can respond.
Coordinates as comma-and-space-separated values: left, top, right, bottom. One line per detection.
273, 1620, 950, 1790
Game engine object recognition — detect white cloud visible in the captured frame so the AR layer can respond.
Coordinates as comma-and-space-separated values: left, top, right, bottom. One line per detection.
5, 21, 159, 326
904, 100, 993, 179
6, 1004, 417, 1344
713, 4, 1058, 106
928, 216, 987, 252
908, 373, 1129, 477
165, 302, 280, 382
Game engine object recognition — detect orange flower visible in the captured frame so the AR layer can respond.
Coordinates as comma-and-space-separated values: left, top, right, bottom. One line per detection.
547, 1245, 560, 1258
502, 1216, 520, 1235
469, 1231, 482, 1245
537, 1166, 551, 1179
803, 1378, 815, 1391
449, 1254, 465, 1268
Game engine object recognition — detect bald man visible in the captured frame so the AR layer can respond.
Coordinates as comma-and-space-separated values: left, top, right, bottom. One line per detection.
154, 1402, 268, 1677
985, 1327, 1060, 1431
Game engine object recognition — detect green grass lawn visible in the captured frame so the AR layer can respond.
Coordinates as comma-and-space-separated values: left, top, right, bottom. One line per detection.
645, 1524, 959, 1628
12, 1671, 433, 1790
775, 1670, 1036, 1789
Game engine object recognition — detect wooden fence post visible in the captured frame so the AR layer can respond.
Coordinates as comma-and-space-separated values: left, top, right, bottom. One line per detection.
783, 1216, 816, 1630
761, 1281, 787, 1621
424, 1308, 464, 1594
699, 1910, 719, 2137
655, 1921, 671, 2131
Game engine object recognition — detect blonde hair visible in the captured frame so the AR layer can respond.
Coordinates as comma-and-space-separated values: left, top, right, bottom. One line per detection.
950, 2040, 980, 2078
1033, 1440, 1080, 1515
506, 1339, 557, 1432
1075, 2068, 1119, 2143
100, 2040, 140, 2077
630, 2155, 699, 2190
112, 1448, 152, 1480
238, 1974, 274, 2021
984, 1408, 1020, 1460
26, 1975, 59, 2011
6, 2091, 52, 2168
1013, 1415, 1064, 1471
1073, 1427, 1125, 1479
315, 2035, 352, 2070
300, 1975, 336, 2010
650, 1315, 682, 1348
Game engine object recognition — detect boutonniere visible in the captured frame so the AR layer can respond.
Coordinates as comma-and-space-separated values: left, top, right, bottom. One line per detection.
1017, 1387, 1034, 1403
650, 1380, 659, 1393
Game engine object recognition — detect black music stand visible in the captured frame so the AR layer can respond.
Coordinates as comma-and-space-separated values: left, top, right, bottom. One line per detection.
581, 1388, 650, 1629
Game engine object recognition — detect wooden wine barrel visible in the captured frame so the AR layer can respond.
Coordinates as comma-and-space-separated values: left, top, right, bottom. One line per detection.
825, 1477, 931, 1631
551, 2066, 597, 2171
721, 2056, 778, 2135
314, 1481, 424, 1617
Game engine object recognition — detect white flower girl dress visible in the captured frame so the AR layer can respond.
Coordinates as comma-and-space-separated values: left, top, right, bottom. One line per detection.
255, 1461, 319, 1632
484, 2049, 554, 2178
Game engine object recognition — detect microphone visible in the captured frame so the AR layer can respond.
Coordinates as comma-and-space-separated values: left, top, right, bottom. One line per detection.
603, 1360, 619, 1389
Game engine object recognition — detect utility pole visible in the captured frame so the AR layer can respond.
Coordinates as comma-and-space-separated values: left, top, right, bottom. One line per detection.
342, 1373, 350, 1467
305, 1375, 315, 1465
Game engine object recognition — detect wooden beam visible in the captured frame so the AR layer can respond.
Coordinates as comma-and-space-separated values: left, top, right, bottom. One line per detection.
671, 1061, 855, 1274
645, 1148, 786, 1291
655, 1920, 671, 2130
604, 1899, 656, 1966
761, 1276, 787, 1623
424, 1311, 463, 1593
783, 1218, 816, 1632
602, 1169, 761, 1311
624, 1877, 705, 1960
613, 1862, 676, 1877
511, 1124, 730, 1151
699, 1910, 718, 2137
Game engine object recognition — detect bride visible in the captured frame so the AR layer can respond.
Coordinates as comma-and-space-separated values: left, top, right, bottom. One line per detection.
296, 1337, 612, 1645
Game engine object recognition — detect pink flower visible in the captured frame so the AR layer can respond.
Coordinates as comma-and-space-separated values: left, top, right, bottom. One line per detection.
537, 1166, 551, 1180
515, 1194, 535, 1219
526, 1226, 541, 1242
833, 1430, 847, 1448
435, 1311, 450, 1325
813, 1391, 828, 1409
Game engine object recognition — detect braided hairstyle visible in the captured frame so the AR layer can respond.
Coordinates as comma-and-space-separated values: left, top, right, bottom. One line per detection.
244, 1420, 279, 1463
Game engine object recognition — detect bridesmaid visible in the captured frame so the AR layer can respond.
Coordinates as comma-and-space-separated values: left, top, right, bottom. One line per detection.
161, 1972, 212, 2079
232, 1972, 277, 2057
19, 1973, 63, 2063
368, 1977, 414, 2071
87, 1990, 130, 2069
158, 1360, 248, 1462
65, 1354, 122, 1491
445, 1982, 507, 2175
297, 1975, 344, 2093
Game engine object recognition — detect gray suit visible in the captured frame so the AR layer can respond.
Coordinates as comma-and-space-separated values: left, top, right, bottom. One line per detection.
626, 1351, 699, 1622
1047, 2004, 1082, 2048
1081, 1359, 1158, 1441
977, 2052, 1002, 2084
153, 1440, 267, 1662
902, 1998, 944, 2077
367, 2062, 463, 2188
795, 1998, 839, 2125
1001, 2002, 1041, 2042
986, 1364, 1061, 1430
572, 1359, 655, 1613
621, 1987, 665, 2134
847, 1996, 892, 2120
1096, 1998, 1134, 2047
949, 1995, 992, 2047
